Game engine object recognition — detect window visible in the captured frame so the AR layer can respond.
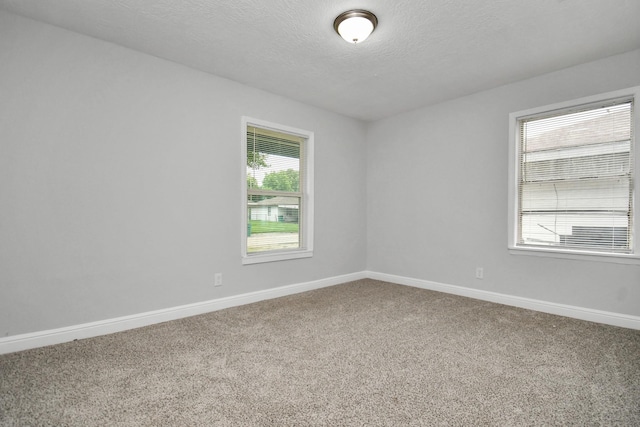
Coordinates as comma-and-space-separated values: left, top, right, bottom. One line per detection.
241, 117, 314, 264
508, 87, 639, 263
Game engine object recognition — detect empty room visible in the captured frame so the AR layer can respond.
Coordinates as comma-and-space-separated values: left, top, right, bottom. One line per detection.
1, 1, 639, 425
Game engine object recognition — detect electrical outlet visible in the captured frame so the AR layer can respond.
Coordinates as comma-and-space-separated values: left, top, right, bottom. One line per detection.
214, 273, 223, 287
475, 267, 484, 280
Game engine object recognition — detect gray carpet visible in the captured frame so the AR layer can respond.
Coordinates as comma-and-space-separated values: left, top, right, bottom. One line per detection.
1, 279, 639, 426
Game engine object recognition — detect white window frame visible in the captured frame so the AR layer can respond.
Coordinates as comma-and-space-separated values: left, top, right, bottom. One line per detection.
508, 86, 640, 265
241, 117, 314, 265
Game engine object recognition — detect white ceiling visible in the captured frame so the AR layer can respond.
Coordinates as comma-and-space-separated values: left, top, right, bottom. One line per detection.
1, 0, 639, 121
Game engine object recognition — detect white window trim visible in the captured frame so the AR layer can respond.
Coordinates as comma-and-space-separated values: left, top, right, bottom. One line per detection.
508, 86, 640, 265
241, 117, 314, 265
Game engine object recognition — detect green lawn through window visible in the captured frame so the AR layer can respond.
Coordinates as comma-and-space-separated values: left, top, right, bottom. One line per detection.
249, 220, 299, 234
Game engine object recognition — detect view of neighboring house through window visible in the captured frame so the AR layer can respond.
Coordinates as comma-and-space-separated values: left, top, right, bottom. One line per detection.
242, 118, 314, 264
510, 90, 637, 258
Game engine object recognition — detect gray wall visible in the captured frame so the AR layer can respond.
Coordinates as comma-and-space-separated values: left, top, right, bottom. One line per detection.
366, 49, 640, 316
0, 12, 367, 337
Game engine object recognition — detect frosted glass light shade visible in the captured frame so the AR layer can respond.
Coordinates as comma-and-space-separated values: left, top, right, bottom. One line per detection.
337, 17, 374, 44
334, 10, 378, 44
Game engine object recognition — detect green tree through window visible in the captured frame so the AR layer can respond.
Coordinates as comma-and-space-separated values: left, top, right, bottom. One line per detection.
262, 169, 299, 192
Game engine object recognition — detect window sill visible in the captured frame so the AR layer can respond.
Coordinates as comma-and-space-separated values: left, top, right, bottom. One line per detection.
508, 246, 640, 265
242, 249, 313, 265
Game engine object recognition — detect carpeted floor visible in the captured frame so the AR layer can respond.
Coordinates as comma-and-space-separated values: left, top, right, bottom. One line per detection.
1, 279, 639, 426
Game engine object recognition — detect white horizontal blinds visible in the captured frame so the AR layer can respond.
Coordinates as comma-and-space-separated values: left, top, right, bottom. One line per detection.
518, 99, 633, 253
246, 125, 304, 254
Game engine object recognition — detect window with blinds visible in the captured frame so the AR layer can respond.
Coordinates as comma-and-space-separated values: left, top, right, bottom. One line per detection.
242, 118, 314, 264
515, 96, 634, 255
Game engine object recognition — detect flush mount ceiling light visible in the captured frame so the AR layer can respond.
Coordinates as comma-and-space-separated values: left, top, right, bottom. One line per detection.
333, 9, 378, 44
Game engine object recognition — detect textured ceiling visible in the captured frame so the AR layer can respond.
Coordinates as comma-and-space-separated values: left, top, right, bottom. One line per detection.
1, 0, 639, 121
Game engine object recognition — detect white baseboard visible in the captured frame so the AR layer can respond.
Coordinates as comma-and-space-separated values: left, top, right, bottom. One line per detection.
0, 271, 366, 355
2, 270, 638, 355
366, 271, 640, 330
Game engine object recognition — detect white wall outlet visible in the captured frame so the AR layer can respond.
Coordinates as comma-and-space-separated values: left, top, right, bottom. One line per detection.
214, 273, 223, 287
475, 267, 484, 280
